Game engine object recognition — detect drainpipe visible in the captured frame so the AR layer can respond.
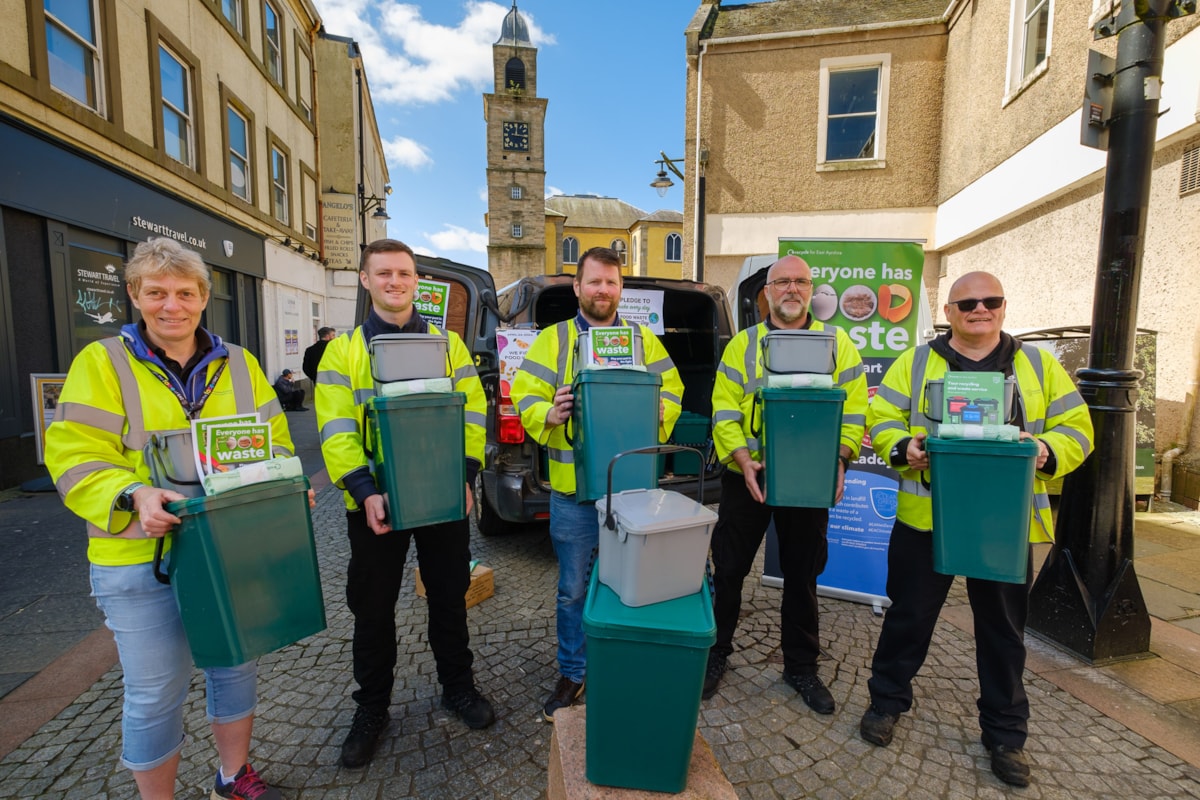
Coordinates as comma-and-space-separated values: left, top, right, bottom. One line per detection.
1160, 376, 1198, 501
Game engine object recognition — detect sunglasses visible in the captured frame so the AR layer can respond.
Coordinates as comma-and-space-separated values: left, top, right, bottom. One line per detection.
949, 296, 1004, 312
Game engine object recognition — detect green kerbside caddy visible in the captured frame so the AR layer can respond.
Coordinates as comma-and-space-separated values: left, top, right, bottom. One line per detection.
156, 476, 325, 668
926, 437, 1038, 584
368, 392, 467, 530
568, 368, 661, 502
755, 386, 846, 508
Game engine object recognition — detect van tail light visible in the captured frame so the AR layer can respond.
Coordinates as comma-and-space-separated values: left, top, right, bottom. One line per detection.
496, 386, 525, 444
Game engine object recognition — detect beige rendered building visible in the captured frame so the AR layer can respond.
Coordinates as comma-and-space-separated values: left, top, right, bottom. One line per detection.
0, 0, 388, 487
685, 0, 1200, 496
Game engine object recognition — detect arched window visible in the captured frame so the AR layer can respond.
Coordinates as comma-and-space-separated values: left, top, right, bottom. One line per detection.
665, 233, 682, 262
611, 239, 627, 265
504, 58, 526, 92
563, 236, 579, 265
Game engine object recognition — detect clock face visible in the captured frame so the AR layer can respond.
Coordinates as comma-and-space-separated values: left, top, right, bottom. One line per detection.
502, 121, 530, 152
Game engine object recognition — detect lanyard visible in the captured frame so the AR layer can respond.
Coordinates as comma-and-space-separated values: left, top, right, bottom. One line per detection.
144, 359, 228, 419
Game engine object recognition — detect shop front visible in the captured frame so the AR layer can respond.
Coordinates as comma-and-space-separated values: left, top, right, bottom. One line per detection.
0, 116, 266, 488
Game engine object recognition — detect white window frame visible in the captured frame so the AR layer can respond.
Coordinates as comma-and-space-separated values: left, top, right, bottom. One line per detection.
295, 46, 312, 120
159, 43, 195, 168
271, 146, 289, 224
817, 54, 890, 171
611, 239, 627, 265
264, 0, 282, 84
44, 0, 105, 114
664, 232, 682, 263
512, 223, 523, 238
511, 185, 522, 200
227, 105, 251, 202
221, 0, 243, 35
562, 236, 579, 265
1004, 0, 1054, 104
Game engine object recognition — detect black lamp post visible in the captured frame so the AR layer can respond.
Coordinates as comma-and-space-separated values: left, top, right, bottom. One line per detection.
1027, 0, 1194, 663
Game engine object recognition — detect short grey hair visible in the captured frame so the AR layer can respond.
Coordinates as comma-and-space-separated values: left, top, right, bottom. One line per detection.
124, 237, 211, 299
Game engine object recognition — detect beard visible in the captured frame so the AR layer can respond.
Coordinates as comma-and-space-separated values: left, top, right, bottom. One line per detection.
770, 296, 809, 324
580, 293, 617, 323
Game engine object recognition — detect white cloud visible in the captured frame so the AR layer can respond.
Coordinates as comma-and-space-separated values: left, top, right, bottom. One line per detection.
383, 135, 432, 169
546, 185, 564, 197
478, 187, 488, 203
412, 244, 437, 257
427, 224, 488, 253
320, 1, 554, 107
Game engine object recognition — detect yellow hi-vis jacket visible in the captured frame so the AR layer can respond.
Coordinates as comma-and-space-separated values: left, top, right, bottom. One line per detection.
45, 336, 292, 566
866, 341, 1094, 542
316, 323, 485, 512
711, 321, 868, 472
510, 319, 683, 497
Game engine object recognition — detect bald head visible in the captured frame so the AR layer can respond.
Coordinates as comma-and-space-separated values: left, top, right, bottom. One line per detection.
764, 255, 813, 328
945, 271, 1006, 350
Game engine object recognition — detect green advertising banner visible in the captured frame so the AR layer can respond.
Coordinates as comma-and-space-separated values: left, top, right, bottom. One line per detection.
767, 239, 926, 609
778, 239, 924, 359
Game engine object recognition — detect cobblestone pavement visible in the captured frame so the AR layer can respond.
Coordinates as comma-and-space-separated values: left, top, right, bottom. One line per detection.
2, 485, 1200, 799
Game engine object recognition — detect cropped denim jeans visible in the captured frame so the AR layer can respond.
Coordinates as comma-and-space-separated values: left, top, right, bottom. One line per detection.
549, 491, 600, 682
90, 563, 257, 771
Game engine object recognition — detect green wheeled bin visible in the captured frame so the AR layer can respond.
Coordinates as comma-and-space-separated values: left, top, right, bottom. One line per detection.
159, 476, 325, 668
757, 386, 846, 508
583, 569, 715, 793
369, 392, 466, 530
570, 369, 661, 502
926, 437, 1038, 584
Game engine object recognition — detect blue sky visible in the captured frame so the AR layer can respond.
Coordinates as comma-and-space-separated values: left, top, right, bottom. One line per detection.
312, 0, 700, 269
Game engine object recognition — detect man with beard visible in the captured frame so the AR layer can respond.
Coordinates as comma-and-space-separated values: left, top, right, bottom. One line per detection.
859, 271, 1093, 787
510, 246, 684, 722
702, 255, 868, 712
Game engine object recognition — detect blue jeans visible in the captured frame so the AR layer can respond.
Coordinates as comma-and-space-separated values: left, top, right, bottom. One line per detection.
90, 563, 258, 771
549, 491, 599, 682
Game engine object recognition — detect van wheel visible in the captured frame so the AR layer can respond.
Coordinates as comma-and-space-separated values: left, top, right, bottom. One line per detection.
474, 475, 513, 536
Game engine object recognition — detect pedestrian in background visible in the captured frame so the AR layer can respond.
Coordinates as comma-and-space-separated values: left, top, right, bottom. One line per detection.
273, 369, 306, 411
316, 238, 494, 770
703, 255, 868, 712
45, 237, 293, 800
303, 326, 335, 385
859, 271, 1094, 787
510, 246, 684, 722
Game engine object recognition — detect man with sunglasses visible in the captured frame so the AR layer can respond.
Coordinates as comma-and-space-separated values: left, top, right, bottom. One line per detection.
859, 271, 1093, 787
703, 255, 868, 711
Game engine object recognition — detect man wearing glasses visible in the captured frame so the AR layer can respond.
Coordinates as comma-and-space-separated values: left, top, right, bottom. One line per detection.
703, 255, 868, 711
859, 271, 1093, 787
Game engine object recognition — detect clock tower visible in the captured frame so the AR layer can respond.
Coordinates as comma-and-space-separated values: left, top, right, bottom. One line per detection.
484, 2, 547, 287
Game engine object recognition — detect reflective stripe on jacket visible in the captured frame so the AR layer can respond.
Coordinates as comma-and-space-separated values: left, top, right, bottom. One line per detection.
711, 321, 868, 473
45, 334, 292, 566
866, 342, 1094, 542
315, 323, 485, 511
510, 319, 683, 496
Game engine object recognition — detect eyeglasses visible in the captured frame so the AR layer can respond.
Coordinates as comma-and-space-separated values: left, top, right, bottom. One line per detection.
949, 296, 1004, 312
768, 278, 813, 291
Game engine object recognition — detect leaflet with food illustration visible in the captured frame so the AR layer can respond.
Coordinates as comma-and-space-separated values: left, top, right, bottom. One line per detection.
941, 372, 1006, 426
190, 413, 264, 478
587, 326, 636, 367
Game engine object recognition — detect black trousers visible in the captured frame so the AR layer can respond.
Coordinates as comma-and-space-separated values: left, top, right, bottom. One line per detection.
867, 521, 1033, 748
345, 510, 475, 711
277, 387, 304, 409
710, 470, 829, 674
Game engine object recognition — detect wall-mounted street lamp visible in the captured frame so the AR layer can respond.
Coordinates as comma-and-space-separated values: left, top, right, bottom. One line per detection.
649, 149, 708, 282
359, 182, 392, 221
650, 151, 685, 197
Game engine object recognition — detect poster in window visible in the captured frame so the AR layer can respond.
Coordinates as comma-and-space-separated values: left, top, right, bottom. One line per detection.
30, 374, 67, 465
69, 248, 128, 354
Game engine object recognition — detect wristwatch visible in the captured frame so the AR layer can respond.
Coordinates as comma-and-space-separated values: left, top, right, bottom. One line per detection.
838, 455, 851, 471
116, 483, 144, 512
